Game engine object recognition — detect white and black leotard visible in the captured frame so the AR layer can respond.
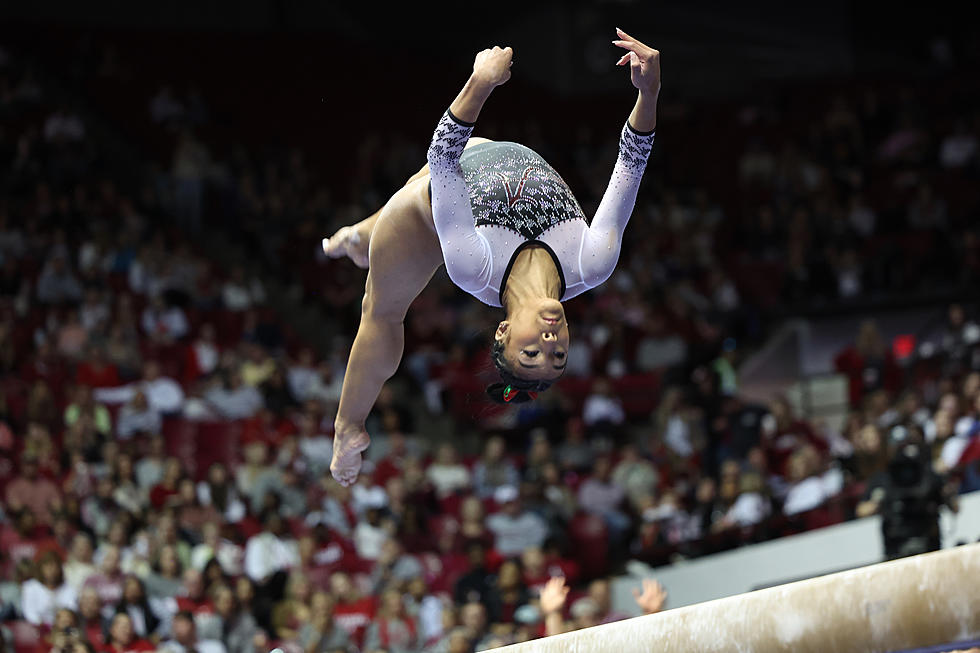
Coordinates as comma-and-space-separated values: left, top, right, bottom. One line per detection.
426, 109, 655, 307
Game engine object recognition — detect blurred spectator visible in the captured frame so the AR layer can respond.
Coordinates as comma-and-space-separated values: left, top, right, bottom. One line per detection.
370, 538, 423, 594
184, 323, 220, 383
298, 590, 350, 653
172, 130, 210, 233
196, 464, 247, 526
270, 571, 311, 641
363, 586, 421, 653
104, 612, 155, 652
36, 253, 83, 304
426, 443, 472, 499
159, 610, 226, 653
65, 385, 113, 435
208, 584, 259, 653
5, 451, 62, 525
782, 446, 832, 516
330, 571, 376, 650
95, 360, 185, 415
78, 586, 108, 649
116, 391, 161, 440
453, 540, 493, 606
835, 320, 902, 407
43, 105, 86, 142
582, 378, 625, 434
485, 486, 548, 558
472, 435, 519, 499
64, 532, 98, 593
611, 444, 659, 511
205, 369, 263, 419
83, 544, 125, 606
555, 418, 593, 472
222, 266, 266, 312
143, 544, 184, 599
483, 559, 529, 626
112, 576, 161, 642
56, 310, 90, 360
140, 295, 190, 344
939, 120, 978, 169
577, 455, 630, 546
21, 551, 78, 626
243, 512, 299, 585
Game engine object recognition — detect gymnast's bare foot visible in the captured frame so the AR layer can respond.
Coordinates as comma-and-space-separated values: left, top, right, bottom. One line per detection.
330, 422, 371, 487
322, 225, 369, 269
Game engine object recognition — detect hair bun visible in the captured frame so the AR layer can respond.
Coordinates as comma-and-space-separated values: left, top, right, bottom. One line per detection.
486, 383, 536, 405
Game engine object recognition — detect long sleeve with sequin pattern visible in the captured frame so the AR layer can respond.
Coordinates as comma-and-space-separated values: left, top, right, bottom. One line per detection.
426, 110, 494, 294
579, 122, 655, 289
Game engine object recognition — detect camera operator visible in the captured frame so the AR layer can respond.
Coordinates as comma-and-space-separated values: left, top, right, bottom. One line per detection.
855, 424, 959, 560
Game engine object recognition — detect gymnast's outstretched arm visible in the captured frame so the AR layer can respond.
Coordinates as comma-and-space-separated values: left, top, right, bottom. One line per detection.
581, 29, 661, 288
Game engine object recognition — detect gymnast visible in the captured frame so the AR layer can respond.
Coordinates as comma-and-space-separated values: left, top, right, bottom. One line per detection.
323, 28, 661, 486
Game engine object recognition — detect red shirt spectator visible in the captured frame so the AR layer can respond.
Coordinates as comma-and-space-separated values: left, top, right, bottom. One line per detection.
834, 320, 901, 407
760, 396, 829, 477
330, 572, 377, 650
175, 569, 215, 616
76, 348, 121, 389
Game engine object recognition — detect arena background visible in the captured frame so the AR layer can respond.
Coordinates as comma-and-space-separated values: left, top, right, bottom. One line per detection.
0, 1, 978, 652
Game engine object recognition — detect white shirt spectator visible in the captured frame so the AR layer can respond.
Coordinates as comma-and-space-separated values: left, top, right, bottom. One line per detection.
204, 384, 263, 419
243, 532, 299, 583
663, 414, 694, 458
196, 482, 247, 524
190, 539, 244, 576
95, 378, 185, 414
79, 297, 111, 332
193, 340, 219, 377
426, 463, 472, 498
287, 363, 318, 401
783, 476, 830, 516
485, 510, 549, 557
941, 435, 971, 470
725, 492, 770, 527
353, 521, 388, 561
939, 128, 978, 169
141, 304, 190, 341
43, 110, 85, 142
221, 278, 266, 312
21, 579, 78, 626
582, 394, 625, 427
298, 434, 334, 476
116, 402, 162, 439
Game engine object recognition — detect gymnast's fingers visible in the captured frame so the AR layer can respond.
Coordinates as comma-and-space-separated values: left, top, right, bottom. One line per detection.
616, 27, 638, 42
612, 39, 645, 59
617, 27, 650, 50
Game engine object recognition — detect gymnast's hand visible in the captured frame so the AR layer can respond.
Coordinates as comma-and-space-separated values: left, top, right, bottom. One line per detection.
613, 28, 661, 95
472, 45, 514, 89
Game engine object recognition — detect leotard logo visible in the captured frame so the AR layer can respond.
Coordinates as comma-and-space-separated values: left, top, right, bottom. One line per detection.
497, 166, 539, 208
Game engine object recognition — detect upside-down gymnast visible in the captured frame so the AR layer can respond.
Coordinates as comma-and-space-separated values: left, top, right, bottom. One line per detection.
323, 28, 662, 486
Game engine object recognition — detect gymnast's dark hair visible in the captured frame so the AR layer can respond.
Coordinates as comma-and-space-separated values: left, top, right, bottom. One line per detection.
486, 339, 555, 404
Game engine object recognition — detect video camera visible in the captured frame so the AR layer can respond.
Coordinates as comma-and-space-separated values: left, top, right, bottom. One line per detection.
879, 426, 943, 559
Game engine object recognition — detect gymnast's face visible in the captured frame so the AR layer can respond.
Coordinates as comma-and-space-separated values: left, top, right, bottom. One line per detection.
496, 298, 569, 381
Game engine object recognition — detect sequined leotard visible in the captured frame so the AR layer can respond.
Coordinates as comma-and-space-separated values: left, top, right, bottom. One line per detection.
426, 109, 654, 307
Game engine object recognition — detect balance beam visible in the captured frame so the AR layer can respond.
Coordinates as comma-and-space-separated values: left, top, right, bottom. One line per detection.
491, 543, 980, 653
